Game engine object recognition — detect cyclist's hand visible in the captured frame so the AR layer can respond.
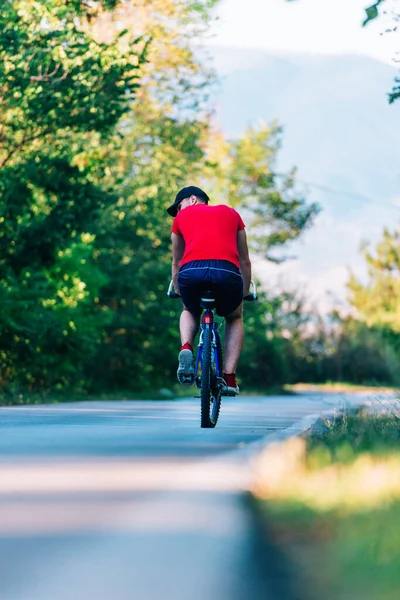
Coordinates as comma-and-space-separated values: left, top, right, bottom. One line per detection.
172, 275, 180, 296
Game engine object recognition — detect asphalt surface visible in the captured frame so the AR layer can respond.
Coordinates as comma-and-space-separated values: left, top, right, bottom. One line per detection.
0, 392, 359, 600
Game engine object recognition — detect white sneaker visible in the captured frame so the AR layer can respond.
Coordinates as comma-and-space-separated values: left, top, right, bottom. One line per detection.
177, 349, 195, 385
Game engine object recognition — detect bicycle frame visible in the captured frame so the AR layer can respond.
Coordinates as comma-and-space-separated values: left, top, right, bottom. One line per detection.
194, 309, 222, 387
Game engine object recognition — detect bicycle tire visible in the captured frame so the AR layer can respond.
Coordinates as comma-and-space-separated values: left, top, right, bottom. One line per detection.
211, 332, 222, 425
200, 327, 221, 428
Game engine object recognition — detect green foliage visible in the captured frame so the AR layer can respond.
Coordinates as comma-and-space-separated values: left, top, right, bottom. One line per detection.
1, 158, 104, 274
186, 0, 220, 19
389, 77, 400, 104
278, 224, 400, 389
336, 322, 400, 385
232, 128, 320, 259
348, 228, 400, 333
285, 317, 400, 386
363, 1, 387, 25
237, 291, 290, 389
89, 114, 207, 390
308, 412, 400, 464
66, 1, 119, 13
0, 2, 146, 169
0, 0, 146, 396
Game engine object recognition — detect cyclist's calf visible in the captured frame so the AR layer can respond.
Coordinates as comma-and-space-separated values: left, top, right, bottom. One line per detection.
224, 303, 244, 374
180, 307, 200, 347
225, 303, 243, 323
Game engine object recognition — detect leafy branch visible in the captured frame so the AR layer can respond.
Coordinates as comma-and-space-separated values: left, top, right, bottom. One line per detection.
363, 0, 387, 25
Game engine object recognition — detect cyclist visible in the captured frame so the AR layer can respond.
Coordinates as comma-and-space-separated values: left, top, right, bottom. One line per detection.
167, 185, 252, 395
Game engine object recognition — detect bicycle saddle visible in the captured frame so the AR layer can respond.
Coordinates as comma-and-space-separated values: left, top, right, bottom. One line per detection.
200, 290, 216, 304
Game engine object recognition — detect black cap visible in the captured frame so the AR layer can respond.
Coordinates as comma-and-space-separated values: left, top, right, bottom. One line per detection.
167, 186, 210, 217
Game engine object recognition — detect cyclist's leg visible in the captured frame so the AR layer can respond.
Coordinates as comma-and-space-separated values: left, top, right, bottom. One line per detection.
178, 264, 203, 346
177, 264, 203, 384
179, 307, 200, 347
177, 308, 200, 385
224, 303, 244, 374
211, 261, 243, 394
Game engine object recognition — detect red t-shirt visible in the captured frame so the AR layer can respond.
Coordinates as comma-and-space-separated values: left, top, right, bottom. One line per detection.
172, 204, 245, 268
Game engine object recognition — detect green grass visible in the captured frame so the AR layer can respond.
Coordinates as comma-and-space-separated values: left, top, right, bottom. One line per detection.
259, 500, 400, 600
307, 409, 400, 466
254, 411, 400, 600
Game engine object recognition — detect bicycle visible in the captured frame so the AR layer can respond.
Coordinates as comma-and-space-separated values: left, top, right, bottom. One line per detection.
167, 280, 257, 428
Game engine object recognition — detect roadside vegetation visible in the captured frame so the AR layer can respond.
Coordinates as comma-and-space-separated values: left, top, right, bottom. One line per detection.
252, 409, 400, 600
1, 0, 400, 404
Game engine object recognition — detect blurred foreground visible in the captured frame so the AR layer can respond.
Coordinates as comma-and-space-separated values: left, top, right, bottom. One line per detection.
253, 407, 400, 600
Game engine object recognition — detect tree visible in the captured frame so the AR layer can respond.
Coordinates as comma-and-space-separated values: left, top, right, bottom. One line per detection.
88, 0, 219, 114
0, 1, 146, 169
330, 226, 400, 385
348, 228, 400, 332
0, 0, 147, 396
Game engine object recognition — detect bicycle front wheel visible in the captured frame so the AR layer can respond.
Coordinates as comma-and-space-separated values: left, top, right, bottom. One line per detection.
200, 328, 221, 428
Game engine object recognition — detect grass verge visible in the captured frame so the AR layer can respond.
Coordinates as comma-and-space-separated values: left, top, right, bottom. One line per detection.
252, 410, 400, 600
288, 382, 399, 394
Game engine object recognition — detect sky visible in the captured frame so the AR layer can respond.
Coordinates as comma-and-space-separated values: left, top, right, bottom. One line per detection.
208, 0, 398, 65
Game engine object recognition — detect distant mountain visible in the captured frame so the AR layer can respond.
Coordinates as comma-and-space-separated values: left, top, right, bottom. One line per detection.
211, 47, 400, 201
208, 47, 400, 307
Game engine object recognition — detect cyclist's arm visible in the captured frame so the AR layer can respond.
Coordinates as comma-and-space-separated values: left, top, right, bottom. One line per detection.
172, 232, 185, 294
237, 229, 251, 297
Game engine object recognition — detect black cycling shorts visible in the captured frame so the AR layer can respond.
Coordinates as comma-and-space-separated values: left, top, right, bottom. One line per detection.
178, 259, 243, 317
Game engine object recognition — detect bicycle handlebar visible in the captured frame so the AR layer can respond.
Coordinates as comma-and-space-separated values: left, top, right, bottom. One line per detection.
167, 280, 180, 298
244, 280, 257, 301
167, 279, 257, 301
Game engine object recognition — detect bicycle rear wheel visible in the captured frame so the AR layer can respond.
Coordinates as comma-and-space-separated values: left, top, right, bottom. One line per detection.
200, 328, 221, 428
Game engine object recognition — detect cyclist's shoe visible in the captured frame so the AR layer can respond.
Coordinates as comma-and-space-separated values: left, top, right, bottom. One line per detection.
219, 374, 239, 396
219, 381, 240, 396
177, 349, 195, 385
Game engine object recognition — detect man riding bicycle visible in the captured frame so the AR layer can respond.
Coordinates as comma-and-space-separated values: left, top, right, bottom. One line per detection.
167, 185, 252, 396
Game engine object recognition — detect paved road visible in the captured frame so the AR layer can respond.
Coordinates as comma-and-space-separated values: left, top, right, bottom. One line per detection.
0, 392, 359, 600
